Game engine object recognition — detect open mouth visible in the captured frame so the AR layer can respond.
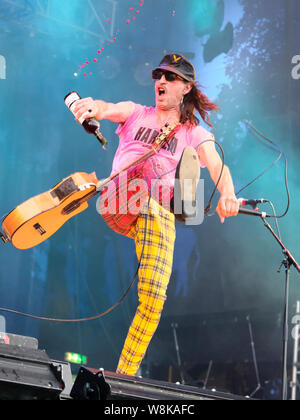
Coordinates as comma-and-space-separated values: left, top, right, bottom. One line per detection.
158, 88, 166, 96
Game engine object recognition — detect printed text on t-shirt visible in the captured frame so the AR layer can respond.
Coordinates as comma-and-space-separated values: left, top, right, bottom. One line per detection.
134, 126, 178, 156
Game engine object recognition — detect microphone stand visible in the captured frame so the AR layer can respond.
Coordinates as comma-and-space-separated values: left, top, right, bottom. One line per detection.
202, 360, 213, 390
171, 323, 185, 385
259, 216, 300, 400
246, 315, 262, 398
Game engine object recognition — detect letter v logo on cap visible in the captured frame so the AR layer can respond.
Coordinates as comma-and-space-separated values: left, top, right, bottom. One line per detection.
173, 55, 181, 63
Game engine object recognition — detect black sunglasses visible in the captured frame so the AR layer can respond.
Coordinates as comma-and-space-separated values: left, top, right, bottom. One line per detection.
152, 69, 184, 82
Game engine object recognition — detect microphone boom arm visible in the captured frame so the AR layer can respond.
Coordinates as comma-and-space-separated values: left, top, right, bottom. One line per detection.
261, 218, 300, 273
238, 206, 269, 218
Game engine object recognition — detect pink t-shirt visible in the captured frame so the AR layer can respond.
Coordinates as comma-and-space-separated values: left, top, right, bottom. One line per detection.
111, 103, 214, 187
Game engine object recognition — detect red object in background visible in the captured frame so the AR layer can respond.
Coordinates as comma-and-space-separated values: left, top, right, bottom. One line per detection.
0, 333, 10, 345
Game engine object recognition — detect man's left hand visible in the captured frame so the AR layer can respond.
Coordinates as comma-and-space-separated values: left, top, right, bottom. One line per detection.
216, 194, 239, 224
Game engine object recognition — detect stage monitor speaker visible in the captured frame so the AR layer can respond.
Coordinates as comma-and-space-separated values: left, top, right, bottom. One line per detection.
83, 369, 250, 400
0, 331, 38, 348
0, 334, 71, 400
70, 367, 111, 400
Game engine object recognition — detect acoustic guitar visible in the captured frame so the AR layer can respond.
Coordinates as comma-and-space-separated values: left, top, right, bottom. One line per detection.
1, 172, 100, 250
1, 122, 180, 250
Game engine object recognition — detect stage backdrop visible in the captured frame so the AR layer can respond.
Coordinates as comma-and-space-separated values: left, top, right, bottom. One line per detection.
0, 0, 300, 396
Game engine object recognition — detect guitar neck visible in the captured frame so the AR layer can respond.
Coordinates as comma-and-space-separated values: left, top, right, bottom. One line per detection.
76, 122, 180, 207
65, 147, 156, 213
97, 147, 156, 190
96, 122, 180, 192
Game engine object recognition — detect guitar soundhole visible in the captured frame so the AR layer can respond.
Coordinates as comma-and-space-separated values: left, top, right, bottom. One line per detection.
51, 177, 78, 201
33, 223, 46, 236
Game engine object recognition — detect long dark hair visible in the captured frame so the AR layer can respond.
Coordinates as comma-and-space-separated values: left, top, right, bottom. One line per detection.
181, 82, 218, 128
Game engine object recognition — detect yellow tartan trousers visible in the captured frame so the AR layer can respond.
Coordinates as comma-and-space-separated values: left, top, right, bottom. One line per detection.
116, 198, 176, 376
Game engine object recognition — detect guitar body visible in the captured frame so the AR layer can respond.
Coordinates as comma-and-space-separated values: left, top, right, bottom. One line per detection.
1, 172, 99, 250
1, 123, 180, 250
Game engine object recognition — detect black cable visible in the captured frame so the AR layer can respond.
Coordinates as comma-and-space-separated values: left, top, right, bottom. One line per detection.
242, 120, 281, 152
0, 136, 243, 323
240, 120, 290, 219
0, 212, 149, 324
236, 120, 283, 195
194, 125, 289, 221
235, 152, 283, 196
0, 162, 156, 323
0, 263, 140, 323
195, 139, 225, 215
267, 200, 281, 240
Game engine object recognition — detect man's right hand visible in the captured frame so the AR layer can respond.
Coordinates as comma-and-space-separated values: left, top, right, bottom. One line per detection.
72, 97, 101, 123
72, 98, 134, 124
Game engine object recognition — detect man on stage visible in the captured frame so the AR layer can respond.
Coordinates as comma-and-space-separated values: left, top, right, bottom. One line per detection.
72, 53, 239, 376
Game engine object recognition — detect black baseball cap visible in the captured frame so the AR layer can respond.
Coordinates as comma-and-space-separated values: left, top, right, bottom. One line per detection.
153, 53, 196, 82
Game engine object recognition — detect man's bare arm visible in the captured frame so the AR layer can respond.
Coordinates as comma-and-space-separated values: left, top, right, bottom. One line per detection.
72, 98, 135, 124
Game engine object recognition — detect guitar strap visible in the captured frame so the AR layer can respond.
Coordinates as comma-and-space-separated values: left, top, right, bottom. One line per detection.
152, 122, 181, 152
0, 124, 182, 244
99, 123, 181, 236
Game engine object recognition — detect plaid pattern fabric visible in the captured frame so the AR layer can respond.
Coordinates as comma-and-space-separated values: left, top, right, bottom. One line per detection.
99, 162, 146, 236
116, 198, 176, 376
99, 158, 174, 236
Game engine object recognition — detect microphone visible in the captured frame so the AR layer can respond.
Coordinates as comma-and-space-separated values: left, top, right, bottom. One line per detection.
238, 206, 270, 218
238, 198, 269, 207
238, 197, 270, 217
